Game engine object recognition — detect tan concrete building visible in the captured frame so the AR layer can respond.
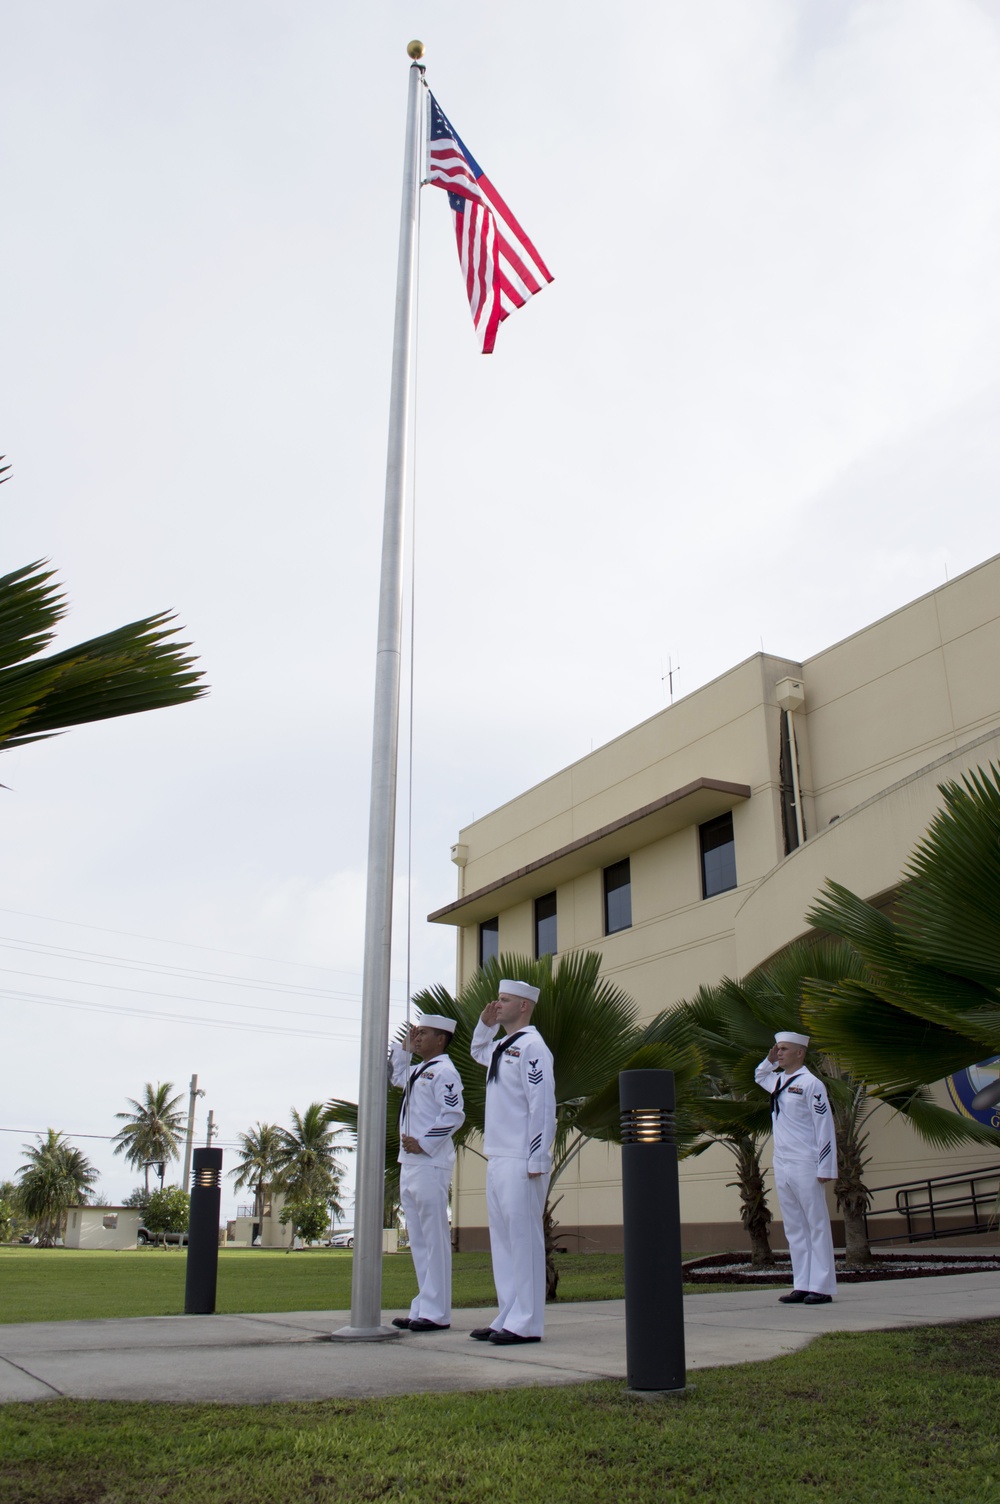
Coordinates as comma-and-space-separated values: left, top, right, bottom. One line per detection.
230, 1190, 294, 1249
429, 553, 1000, 1251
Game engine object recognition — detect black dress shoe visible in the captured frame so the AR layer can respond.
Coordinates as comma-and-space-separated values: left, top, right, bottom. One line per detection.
803, 1293, 832, 1305
778, 1290, 808, 1304
391, 1318, 411, 1329
469, 1327, 497, 1341
407, 1318, 450, 1331
487, 1328, 541, 1345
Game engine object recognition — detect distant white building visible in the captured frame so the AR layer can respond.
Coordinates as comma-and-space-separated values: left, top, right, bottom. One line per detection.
64, 1206, 144, 1250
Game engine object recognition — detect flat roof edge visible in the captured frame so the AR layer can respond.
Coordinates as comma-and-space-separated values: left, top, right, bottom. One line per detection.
428, 776, 751, 925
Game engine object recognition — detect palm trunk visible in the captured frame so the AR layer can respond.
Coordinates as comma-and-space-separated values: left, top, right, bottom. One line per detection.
544, 1195, 562, 1302
730, 1135, 775, 1266
834, 1107, 874, 1267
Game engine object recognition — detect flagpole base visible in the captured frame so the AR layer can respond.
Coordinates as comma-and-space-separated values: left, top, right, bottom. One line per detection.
325, 1325, 403, 1343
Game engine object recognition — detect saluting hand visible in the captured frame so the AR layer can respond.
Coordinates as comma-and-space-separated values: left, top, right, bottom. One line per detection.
480, 999, 501, 1026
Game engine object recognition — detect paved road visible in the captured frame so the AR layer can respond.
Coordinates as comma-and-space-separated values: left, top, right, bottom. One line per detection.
2, 1270, 999, 1404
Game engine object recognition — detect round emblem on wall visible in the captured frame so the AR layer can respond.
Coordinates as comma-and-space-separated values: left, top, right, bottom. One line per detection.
946, 1056, 1000, 1129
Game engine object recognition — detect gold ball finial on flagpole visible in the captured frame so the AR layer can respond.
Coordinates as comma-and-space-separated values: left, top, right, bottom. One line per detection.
407, 40, 425, 60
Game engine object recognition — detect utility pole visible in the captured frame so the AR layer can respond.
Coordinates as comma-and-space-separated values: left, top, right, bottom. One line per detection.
205, 1109, 216, 1147
182, 1074, 205, 1189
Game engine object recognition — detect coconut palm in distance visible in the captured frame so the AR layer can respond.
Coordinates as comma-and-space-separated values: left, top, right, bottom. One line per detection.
17, 1129, 99, 1245
274, 1104, 347, 1245
805, 764, 1000, 1098
112, 1083, 186, 1195
229, 1122, 285, 1224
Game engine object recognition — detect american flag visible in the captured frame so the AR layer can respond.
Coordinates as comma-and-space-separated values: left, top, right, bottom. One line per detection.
426, 93, 552, 354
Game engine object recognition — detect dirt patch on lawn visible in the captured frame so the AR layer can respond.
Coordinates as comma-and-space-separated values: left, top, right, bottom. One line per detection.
683, 1250, 1000, 1284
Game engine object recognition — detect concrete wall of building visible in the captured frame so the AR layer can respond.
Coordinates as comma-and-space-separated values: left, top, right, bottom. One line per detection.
452, 653, 799, 906
228, 1191, 294, 1249
800, 555, 1000, 830
734, 725, 1000, 973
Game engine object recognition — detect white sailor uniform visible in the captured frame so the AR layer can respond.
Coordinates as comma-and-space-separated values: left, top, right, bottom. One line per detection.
471, 1021, 557, 1338
755, 1057, 838, 1298
389, 1044, 465, 1326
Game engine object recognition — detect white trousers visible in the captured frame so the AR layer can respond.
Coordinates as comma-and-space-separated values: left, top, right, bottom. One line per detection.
399, 1159, 453, 1325
775, 1164, 837, 1297
485, 1157, 549, 1338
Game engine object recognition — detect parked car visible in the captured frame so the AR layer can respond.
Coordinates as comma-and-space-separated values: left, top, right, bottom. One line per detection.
137, 1226, 189, 1246
329, 1231, 354, 1248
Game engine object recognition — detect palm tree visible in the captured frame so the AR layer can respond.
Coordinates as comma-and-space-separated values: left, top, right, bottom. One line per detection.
275, 1104, 347, 1215
665, 984, 778, 1266
16, 1130, 98, 1245
112, 1083, 186, 1194
804, 764, 1000, 1095
697, 939, 999, 1267
328, 950, 704, 1299
0, 1180, 17, 1243
229, 1122, 284, 1222
0, 558, 205, 755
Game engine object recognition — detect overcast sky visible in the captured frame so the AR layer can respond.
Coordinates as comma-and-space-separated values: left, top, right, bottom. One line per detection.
2, 1, 1000, 1218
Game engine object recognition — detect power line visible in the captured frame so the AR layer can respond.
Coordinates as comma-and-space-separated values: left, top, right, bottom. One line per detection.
0, 965, 369, 1024
0, 935, 412, 1005
0, 986, 376, 1041
0, 905, 364, 978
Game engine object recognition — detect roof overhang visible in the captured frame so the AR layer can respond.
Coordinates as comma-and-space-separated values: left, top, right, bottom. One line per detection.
428, 776, 751, 928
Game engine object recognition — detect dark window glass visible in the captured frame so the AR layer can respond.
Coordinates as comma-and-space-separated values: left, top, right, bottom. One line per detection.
604, 858, 632, 934
778, 710, 801, 855
479, 916, 499, 969
535, 891, 557, 958
700, 812, 737, 898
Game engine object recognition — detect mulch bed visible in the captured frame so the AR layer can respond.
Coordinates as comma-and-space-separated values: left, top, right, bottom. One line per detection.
683, 1249, 1000, 1284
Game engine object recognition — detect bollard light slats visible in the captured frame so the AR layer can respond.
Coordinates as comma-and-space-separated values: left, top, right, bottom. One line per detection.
620, 1107, 674, 1144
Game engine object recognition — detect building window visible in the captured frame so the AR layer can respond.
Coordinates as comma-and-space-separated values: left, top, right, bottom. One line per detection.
700, 812, 737, 898
604, 858, 632, 934
778, 710, 802, 855
479, 916, 499, 969
535, 891, 557, 957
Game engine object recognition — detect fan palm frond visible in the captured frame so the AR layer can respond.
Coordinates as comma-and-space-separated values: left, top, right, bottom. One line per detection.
0, 560, 206, 753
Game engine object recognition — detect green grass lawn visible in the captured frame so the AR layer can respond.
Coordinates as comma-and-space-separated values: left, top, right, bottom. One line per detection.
1, 1320, 997, 1502
0, 1247, 646, 1325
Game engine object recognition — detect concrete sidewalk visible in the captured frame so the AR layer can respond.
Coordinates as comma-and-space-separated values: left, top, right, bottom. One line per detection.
2, 1271, 999, 1405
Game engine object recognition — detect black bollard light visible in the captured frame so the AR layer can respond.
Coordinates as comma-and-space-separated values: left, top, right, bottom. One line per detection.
184, 1147, 223, 1315
619, 1069, 686, 1393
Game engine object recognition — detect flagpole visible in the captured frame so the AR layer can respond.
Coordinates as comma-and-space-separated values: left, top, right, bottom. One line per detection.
332, 44, 425, 1342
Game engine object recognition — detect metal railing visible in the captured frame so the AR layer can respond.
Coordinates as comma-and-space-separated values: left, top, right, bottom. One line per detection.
863, 1163, 1000, 1244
